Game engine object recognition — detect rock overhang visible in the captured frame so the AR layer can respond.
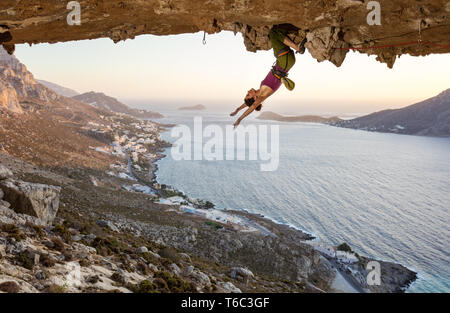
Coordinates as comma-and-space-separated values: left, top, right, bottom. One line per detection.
0, 0, 449, 68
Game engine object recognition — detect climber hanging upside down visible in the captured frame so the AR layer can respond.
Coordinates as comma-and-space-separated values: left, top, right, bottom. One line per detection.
231, 25, 306, 128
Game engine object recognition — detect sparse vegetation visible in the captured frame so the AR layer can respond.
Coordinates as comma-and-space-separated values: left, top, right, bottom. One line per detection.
1, 223, 26, 241
336, 243, 353, 253
16, 252, 34, 270
156, 271, 196, 293
131, 280, 157, 293
0, 281, 20, 293
91, 236, 124, 256
205, 221, 223, 230
51, 237, 65, 252
53, 224, 72, 243
158, 247, 181, 264
40, 254, 56, 267
45, 284, 67, 293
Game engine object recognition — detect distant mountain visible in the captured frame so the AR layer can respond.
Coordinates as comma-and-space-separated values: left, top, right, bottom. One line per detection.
178, 104, 206, 111
332, 89, 450, 137
73, 92, 163, 119
37, 79, 80, 97
257, 111, 342, 123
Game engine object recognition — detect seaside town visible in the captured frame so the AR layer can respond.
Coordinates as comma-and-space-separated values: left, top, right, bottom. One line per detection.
82, 114, 278, 234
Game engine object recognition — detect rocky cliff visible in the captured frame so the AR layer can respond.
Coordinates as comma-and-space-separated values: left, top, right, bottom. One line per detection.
0, 47, 58, 113
0, 1, 449, 68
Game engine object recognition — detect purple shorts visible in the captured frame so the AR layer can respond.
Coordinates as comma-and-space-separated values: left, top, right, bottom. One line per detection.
261, 65, 287, 92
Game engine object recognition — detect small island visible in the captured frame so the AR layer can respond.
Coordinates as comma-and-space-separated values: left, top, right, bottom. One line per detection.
178, 104, 206, 111
257, 111, 342, 124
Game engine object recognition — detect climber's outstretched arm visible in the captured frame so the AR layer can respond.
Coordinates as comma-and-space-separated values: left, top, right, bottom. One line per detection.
230, 103, 247, 117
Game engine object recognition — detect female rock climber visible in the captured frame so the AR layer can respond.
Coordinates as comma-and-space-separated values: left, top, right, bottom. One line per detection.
231, 25, 306, 128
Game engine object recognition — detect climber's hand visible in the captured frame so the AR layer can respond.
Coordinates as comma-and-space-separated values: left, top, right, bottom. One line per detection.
297, 38, 307, 54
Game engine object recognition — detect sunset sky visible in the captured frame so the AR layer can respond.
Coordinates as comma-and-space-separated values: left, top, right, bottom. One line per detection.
15, 31, 450, 116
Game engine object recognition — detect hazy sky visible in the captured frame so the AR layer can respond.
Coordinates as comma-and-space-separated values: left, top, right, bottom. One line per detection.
15, 31, 450, 115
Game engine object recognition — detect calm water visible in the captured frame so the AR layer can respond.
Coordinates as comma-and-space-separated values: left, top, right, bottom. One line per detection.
154, 110, 450, 293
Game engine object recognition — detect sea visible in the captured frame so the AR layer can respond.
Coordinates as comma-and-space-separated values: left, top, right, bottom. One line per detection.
152, 109, 450, 293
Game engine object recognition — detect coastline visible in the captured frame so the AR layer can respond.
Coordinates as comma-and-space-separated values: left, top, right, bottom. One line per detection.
144, 123, 418, 293
0, 111, 419, 293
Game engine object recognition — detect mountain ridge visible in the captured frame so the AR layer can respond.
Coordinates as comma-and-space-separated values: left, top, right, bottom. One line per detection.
332, 89, 450, 137
73, 91, 163, 119
36, 79, 80, 98
257, 111, 342, 124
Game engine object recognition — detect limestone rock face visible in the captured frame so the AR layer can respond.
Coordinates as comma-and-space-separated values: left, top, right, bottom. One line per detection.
0, 81, 21, 113
0, 0, 449, 67
0, 179, 61, 226
0, 47, 58, 106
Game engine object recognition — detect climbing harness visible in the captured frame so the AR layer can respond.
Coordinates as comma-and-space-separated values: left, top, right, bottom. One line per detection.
271, 47, 296, 91
276, 47, 291, 58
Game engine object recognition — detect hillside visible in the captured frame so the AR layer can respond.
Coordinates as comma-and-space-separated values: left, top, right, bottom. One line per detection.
333, 89, 450, 137
73, 92, 163, 119
37, 79, 80, 97
0, 47, 116, 167
257, 111, 342, 124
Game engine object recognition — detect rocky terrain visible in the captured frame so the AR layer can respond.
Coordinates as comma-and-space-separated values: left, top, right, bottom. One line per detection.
178, 104, 207, 111
332, 89, 450, 137
73, 91, 163, 119
0, 144, 334, 293
257, 111, 342, 124
0, 1, 449, 68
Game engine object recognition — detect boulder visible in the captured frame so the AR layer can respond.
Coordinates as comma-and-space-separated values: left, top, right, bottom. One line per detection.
230, 267, 254, 284
0, 179, 61, 225
183, 265, 194, 276
96, 220, 119, 232
169, 263, 182, 276
190, 270, 211, 289
0, 165, 13, 180
179, 253, 192, 263
217, 281, 242, 293
136, 246, 148, 254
